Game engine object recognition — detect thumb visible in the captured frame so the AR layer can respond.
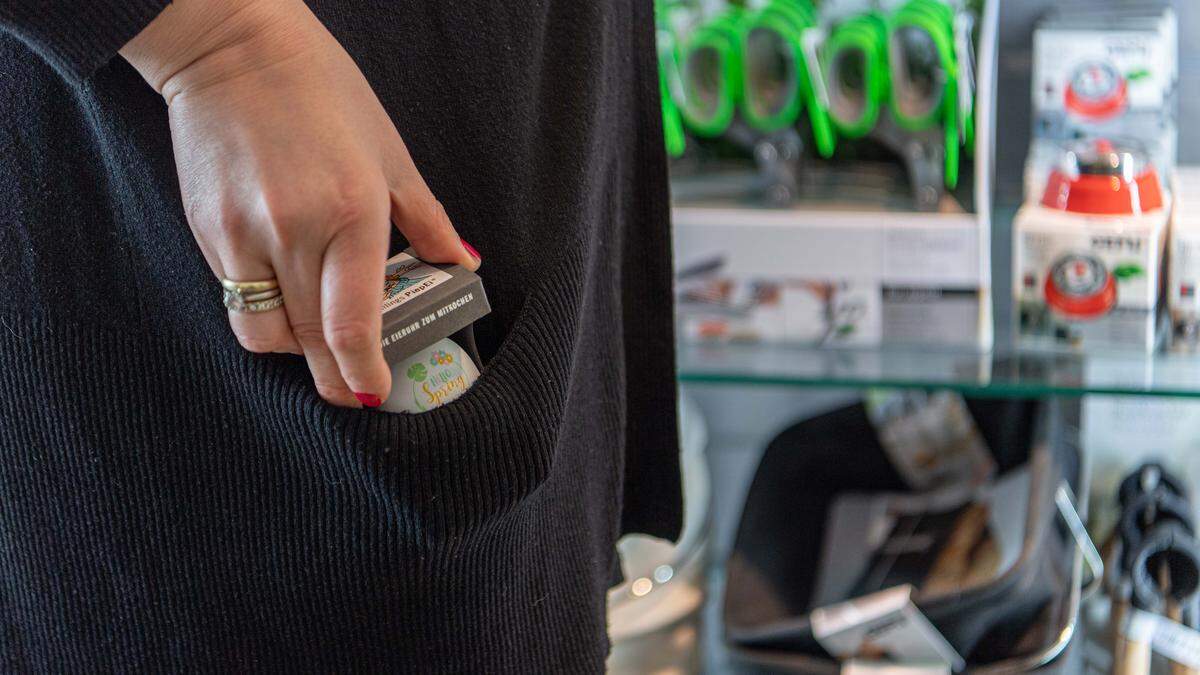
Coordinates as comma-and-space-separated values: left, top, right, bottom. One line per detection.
388, 175, 480, 271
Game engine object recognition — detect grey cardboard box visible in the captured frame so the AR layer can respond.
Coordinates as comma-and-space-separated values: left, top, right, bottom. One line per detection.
379, 249, 490, 364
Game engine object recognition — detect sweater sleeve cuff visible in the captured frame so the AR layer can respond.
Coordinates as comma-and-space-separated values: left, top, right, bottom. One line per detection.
1, 1, 171, 84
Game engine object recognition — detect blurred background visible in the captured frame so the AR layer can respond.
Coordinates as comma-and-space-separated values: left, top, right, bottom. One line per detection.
608, 1, 1200, 673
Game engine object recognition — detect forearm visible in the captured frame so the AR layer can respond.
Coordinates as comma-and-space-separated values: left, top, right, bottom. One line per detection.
119, 0, 304, 102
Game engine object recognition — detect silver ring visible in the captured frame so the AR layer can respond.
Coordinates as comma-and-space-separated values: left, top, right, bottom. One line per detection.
227, 293, 284, 314
223, 287, 284, 313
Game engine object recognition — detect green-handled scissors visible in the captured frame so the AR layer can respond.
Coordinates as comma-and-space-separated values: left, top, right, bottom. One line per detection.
887, 0, 970, 189
677, 7, 749, 138
822, 13, 890, 141
739, 0, 834, 156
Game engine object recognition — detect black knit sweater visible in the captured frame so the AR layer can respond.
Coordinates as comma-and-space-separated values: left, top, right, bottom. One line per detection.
0, 2, 681, 671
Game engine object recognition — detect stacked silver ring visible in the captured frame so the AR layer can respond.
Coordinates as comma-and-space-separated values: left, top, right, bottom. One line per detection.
221, 278, 284, 313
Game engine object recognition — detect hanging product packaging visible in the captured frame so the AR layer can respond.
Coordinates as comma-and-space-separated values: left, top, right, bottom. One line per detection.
864, 389, 995, 491
374, 249, 490, 413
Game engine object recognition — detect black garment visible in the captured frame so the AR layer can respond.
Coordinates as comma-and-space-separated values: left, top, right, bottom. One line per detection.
0, 2, 680, 671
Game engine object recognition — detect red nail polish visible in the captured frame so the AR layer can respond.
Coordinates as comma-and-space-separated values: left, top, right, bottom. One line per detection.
461, 239, 481, 261
354, 392, 382, 408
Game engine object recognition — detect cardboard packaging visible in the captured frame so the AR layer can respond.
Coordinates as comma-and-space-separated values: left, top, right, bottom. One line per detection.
1016, 5, 1177, 354
1014, 203, 1167, 353
674, 208, 990, 349
667, 0, 999, 351
378, 249, 490, 366
1014, 144, 1169, 353
1169, 169, 1200, 350
1026, 6, 1178, 196
374, 250, 490, 413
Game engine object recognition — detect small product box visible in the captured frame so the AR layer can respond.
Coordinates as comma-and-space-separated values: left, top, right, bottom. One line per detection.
1027, 5, 1177, 194
377, 249, 490, 412
1014, 142, 1169, 353
1017, 4, 1177, 354
1169, 169, 1200, 350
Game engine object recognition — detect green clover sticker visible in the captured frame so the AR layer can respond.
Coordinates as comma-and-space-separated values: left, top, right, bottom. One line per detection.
406, 363, 427, 382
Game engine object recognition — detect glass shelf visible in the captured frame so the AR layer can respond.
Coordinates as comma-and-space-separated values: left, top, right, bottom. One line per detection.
677, 341, 1200, 398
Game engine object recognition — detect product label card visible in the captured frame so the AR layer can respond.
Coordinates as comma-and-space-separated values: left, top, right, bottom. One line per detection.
865, 390, 995, 491
842, 660, 949, 675
381, 252, 453, 314
1125, 609, 1200, 668
812, 585, 964, 671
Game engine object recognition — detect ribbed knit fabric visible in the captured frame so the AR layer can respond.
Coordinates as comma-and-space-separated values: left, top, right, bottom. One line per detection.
0, 2, 681, 671
0, 1, 170, 83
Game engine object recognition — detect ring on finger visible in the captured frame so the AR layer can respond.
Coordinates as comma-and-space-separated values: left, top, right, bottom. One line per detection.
240, 289, 281, 302
226, 293, 285, 313
221, 278, 279, 294
221, 276, 284, 313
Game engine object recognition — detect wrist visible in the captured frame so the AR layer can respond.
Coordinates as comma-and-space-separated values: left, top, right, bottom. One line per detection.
120, 0, 304, 102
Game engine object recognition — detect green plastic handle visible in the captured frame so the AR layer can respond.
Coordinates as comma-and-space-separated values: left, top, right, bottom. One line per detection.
678, 8, 747, 138
739, 0, 818, 134
654, 1, 690, 156
887, 0, 964, 188
803, 38, 837, 158
823, 14, 889, 139
660, 59, 687, 157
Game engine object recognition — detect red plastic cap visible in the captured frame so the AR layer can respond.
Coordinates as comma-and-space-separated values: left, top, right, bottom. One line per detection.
1041, 168, 1164, 215
1039, 140, 1164, 215
1043, 254, 1117, 319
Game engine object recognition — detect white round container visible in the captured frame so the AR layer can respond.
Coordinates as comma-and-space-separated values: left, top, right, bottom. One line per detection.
379, 338, 480, 414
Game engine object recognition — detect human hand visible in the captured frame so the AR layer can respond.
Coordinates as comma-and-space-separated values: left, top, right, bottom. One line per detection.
120, 0, 479, 408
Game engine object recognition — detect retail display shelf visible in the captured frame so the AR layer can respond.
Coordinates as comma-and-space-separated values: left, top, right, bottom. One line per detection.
677, 340, 1200, 398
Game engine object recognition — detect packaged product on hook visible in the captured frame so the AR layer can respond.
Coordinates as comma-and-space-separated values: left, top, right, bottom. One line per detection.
374, 249, 490, 413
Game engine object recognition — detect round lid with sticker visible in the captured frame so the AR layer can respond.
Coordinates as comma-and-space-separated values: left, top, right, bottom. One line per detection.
1043, 253, 1117, 320
1065, 60, 1127, 120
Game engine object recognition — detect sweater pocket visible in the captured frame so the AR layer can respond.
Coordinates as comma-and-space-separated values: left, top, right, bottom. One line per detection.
291, 246, 587, 542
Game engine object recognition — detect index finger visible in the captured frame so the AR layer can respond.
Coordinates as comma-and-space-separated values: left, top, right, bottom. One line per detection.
320, 224, 392, 407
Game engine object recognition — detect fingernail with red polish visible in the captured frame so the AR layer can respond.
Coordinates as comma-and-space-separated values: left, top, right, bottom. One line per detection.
355, 392, 382, 408
461, 238, 481, 262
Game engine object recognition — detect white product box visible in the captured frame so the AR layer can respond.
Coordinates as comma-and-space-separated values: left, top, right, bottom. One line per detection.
1169, 169, 1200, 349
1032, 22, 1175, 118
1014, 201, 1168, 353
1029, 9, 1178, 185
674, 208, 990, 349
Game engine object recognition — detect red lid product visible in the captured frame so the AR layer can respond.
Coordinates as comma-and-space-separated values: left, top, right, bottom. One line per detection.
1040, 140, 1163, 215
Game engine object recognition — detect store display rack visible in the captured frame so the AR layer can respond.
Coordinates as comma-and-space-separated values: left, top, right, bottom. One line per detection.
677, 341, 1200, 399
675, 200, 1200, 400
